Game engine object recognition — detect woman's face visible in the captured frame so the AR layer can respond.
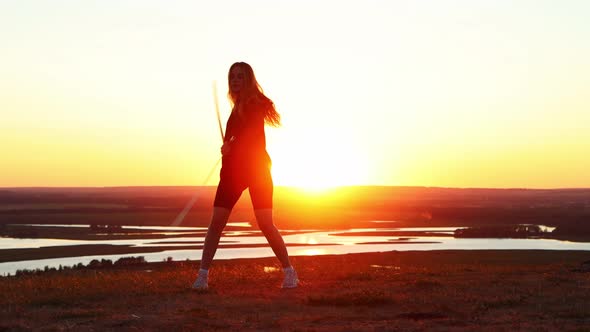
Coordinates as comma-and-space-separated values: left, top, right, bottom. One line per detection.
229, 66, 246, 94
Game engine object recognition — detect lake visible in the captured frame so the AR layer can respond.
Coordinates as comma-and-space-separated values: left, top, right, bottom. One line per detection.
1, 222, 588, 276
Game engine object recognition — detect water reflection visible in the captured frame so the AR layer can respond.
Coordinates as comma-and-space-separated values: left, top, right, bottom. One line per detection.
0, 223, 588, 276
18, 223, 248, 229
370, 265, 401, 270
263, 266, 280, 273
294, 248, 327, 256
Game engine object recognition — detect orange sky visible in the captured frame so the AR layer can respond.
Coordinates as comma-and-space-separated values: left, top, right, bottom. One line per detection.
1, 1, 589, 188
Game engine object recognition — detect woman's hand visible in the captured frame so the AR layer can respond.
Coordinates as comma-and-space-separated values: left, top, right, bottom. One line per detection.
221, 142, 231, 156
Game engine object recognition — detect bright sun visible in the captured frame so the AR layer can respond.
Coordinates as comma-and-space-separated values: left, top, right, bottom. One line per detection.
267, 126, 369, 192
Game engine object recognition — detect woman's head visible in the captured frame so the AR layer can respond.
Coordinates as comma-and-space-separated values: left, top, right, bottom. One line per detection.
228, 62, 252, 98
227, 62, 280, 126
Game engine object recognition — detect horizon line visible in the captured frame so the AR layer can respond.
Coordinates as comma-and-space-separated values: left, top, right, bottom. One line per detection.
1, 185, 589, 191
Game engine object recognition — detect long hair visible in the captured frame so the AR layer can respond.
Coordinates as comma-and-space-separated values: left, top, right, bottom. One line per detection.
227, 62, 281, 127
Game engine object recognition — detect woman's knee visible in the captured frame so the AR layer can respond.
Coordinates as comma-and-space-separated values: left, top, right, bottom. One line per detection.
254, 208, 276, 233
208, 207, 231, 232
258, 221, 277, 234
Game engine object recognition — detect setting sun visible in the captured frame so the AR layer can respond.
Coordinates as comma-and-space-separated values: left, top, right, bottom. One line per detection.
267, 126, 369, 191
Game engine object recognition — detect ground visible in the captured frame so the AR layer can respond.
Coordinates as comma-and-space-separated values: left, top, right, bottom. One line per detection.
2, 250, 590, 331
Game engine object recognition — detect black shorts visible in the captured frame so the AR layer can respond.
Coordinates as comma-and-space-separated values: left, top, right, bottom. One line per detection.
213, 164, 273, 210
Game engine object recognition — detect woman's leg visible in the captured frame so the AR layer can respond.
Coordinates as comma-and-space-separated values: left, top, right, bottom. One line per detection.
199, 207, 232, 270
254, 208, 291, 268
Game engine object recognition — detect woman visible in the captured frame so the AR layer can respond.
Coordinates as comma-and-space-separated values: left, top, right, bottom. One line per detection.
193, 62, 298, 289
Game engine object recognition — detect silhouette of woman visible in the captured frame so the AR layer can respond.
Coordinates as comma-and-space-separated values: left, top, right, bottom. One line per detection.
193, 62, 298, 289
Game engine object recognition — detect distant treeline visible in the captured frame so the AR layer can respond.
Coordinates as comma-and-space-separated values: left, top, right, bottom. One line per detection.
90, 224, 122, 232
455, 222, 590, 239
454, 224, 546, 238
1, 186, 589, 229
6, 256, 181, 278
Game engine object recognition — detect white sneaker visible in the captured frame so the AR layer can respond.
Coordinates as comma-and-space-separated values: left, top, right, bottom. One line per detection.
192, 270, 209, 290
282, 268, 299, 289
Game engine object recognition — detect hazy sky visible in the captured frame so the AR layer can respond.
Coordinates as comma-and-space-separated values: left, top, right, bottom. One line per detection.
2, 0, 589, 188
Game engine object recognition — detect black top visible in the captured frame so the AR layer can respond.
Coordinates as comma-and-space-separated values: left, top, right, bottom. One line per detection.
222, 100, 271, 176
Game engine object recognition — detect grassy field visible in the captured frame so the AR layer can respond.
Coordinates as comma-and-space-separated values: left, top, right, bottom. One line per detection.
2, 250, 590, 331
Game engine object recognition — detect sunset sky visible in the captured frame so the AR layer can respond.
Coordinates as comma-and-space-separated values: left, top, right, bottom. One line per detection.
1, 0, 589, 189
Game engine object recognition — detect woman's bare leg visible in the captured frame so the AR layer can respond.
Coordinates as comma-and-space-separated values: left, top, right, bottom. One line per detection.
254, 208, 291, 268
199, 207, 231, 270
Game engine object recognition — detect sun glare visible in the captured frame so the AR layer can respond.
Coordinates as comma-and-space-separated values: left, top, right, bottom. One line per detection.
268, 127, 369, 192
299, 236, 319, 245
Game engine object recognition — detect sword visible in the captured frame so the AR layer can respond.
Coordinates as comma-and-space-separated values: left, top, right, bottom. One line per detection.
213, 81, 225, 141
171, 81, 224, 227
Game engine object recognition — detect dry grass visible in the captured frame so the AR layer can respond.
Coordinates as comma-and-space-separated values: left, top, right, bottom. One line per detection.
1, 250, 590, 331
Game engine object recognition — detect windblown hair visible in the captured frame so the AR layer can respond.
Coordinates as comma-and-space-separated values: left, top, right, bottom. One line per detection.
227, 62, 281, 127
